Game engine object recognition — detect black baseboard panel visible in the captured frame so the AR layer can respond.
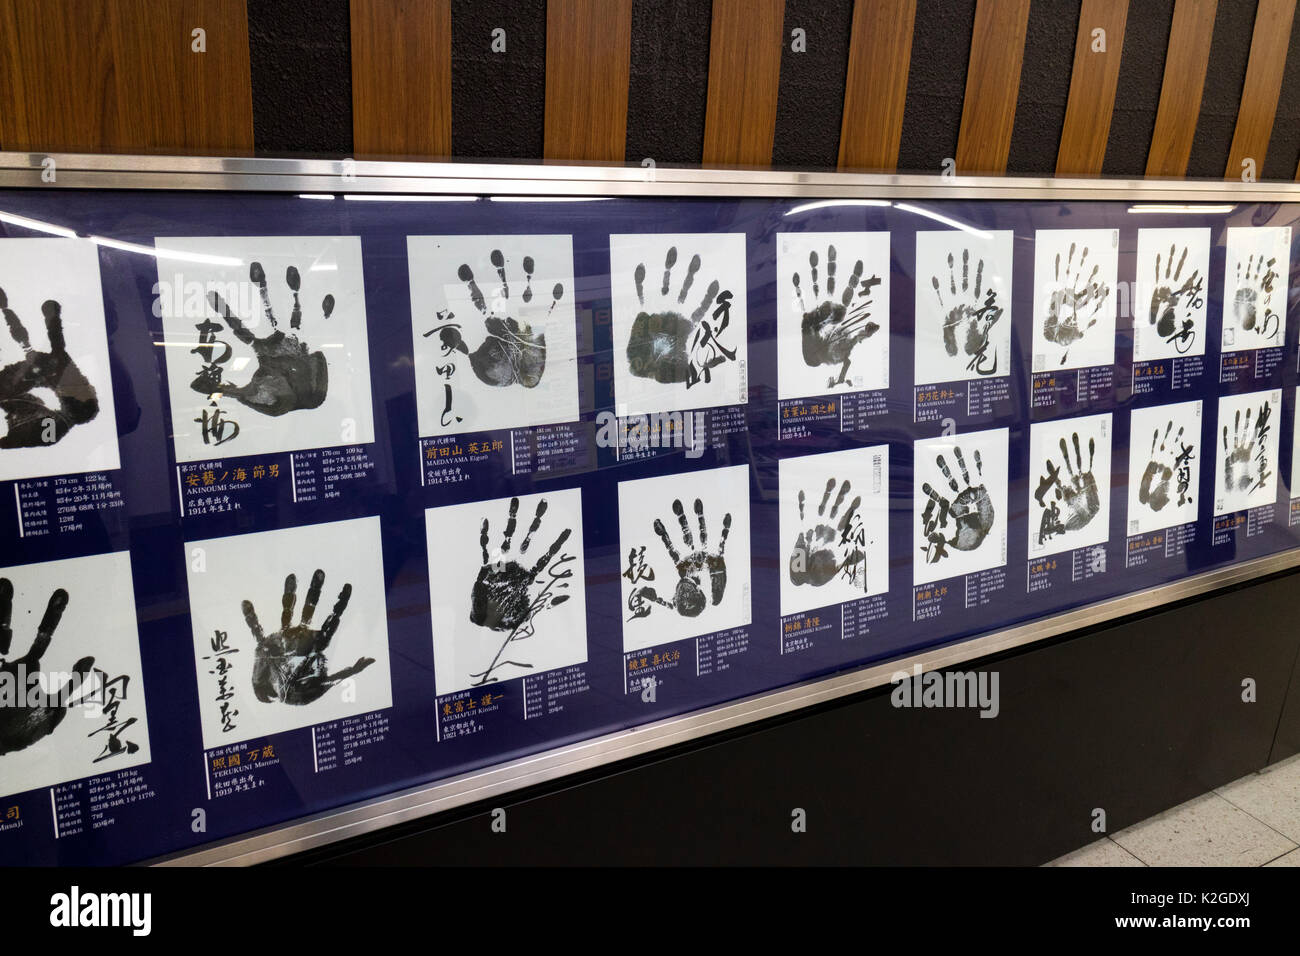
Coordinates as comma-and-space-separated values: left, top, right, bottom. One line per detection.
283, 569, 1300, 866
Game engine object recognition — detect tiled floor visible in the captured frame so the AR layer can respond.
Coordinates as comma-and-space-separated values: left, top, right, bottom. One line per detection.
1049, 753, 1300, 867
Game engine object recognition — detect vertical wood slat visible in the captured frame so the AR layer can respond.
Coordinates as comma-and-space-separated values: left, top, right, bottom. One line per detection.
544, 0, 632, 162
1056, 0, 1130, 176
702, 0, 786, 166
954, 0, 1032, 174
1225, 0, 1297, 178
0, 0, 253, 153
837, 0, 917, 171
1145, 0, 1219, 177
351, 0, 451, 157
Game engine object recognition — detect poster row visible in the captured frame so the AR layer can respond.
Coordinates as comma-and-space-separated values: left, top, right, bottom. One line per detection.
0, 226, 1289, 481
1, 383, 1293, 797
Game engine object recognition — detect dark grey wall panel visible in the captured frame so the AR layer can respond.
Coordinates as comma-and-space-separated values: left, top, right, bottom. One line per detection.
248, 0, 353, 155
1101, 0, 1174, 178
1006, 0, 1080, 176
450, 0, 546, 160
896, 0, 976, 173
1186, 0, 1258, 179
1262, 6, 1300, 181
771, 0, 854, 170
624, 0, 712, 166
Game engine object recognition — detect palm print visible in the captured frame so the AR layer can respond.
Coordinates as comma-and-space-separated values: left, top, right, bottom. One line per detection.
931, 248, 1003, 375
788, 477, 864, 588
636, 499, 732, 617
920, 446, 994, 564
1148, 244, 1202, 352
0, 289, 99, 448
242, 569, 374, 706
437, 250, 564, 388
1233, 255, 1280, 341
0, 579, 94, 756
1223, 403, 1273, 495
1043, 243, 1110, 365
471, 497, 572, 633
202, 262, 334, 416
1034, 433, 1101, 545
793, 245, 882, 387
626, 247, 735, 387
1138, 421, 1194, 512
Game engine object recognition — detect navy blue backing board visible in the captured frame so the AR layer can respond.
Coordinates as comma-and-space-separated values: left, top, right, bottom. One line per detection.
0, 188, 1297, 865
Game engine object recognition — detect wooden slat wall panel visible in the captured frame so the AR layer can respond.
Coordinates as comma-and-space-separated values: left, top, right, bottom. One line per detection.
1146, 0, 1218, 176
954, 0, 1031, 174
1056, 0, 1130, 176
1225, 0, 1297, 177
702, 0, 786, 166
351, 0, 451, 157
0, 0, 253, 153
837, 0, 917, 171
544, 0, 632, 162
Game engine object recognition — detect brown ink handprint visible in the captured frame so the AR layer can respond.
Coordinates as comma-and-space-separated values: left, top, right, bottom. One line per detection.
435, 251, 563, 389
1233, 254, 1280, 342
0, 290, 100, 448
1138, 421, 1194, 513
626, 247, 736, 387
793, 245, 881, 387
1043, 242, 1110, 365
1223, 402, 1272, 495
788, 478, 864, 588
631, 499, 732, 618
0, 579, 95, 756
931, 249, 1002, 375
1034, 433, 1101, 545
1148, 244, 1202, 353
243, 570, 374, 706
920, 446, 994, 564
202, 262, 334, 416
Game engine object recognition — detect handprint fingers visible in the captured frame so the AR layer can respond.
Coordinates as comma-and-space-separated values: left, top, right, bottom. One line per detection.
301, 568, 326, 625
673, 498, 694, 548
840, 260, 864, 307
208, 289, 257, 346
653, 517, 683, 565
518, 499, 548, 554
528, 528, 572, 579
280, 573, 298, 630
1, 289, 32, 352
241, 599, 266, 643
20, 588, 68, 666
317, 583, 351, 645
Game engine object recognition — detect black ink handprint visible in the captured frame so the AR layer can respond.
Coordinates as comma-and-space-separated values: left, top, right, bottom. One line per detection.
626, 247, 737, 387
469, 497, 574, 686
793, 245, 882, 387
1034, 433, 1101, 544
1233, 254, 1280, 341
1148, 244, 1202, 353
931, 249, 1002, 375
1223, 403, 1273, 495
1138, 421, 1195, 512
472, 497, 572, 632
0, 579, 94, 756
435, 251, 563, 389
789, 478, 864, 587
202, 262, 334, 416
1043, 242, 1110, 365
242, 570, 373, 706
920, 446, 994, 564
0, 290, 99, 448
635, 499, 732, 618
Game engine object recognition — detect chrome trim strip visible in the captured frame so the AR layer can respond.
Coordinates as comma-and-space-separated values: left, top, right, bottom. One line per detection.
153, 546, 1300, 866
3, 151, 1300, 201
